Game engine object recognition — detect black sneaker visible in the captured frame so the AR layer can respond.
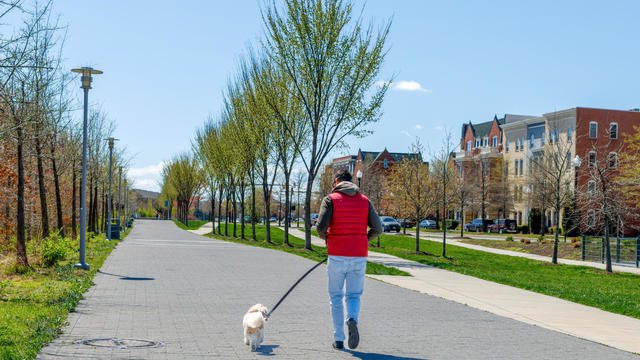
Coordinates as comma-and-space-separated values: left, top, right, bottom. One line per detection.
332, 341, 344, 350
347, 318, 359, 349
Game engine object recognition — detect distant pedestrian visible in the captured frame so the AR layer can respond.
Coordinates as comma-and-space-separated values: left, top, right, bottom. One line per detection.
316, 170, 382, 350
156, 213, 159, 220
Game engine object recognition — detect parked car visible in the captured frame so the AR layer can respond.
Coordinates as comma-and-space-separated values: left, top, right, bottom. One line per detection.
397, 218, 416, 228
269, 217, 277, 222
380, 216, 401, 232
488, 219, 518, 233
464, 218, 494, 232
419, 219, 437, 229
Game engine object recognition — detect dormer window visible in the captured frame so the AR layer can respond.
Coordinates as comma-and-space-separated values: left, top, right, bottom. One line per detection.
384, 159, 388, 169
483, 138, 488, 147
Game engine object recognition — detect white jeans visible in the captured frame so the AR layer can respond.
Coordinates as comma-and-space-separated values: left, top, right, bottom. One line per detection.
327, 255, 367, 341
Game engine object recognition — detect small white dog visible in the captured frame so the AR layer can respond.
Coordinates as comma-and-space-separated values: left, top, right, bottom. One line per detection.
243, 304, 268, 351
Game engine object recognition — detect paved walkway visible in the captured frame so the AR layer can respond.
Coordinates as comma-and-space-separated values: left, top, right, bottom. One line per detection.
38, 220, 637, 359
407, 231, 640, 275
287, 228, 640, 355
188, 221, 213, 236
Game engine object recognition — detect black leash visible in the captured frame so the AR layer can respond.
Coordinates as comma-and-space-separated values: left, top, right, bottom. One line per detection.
266, 257, 328, 318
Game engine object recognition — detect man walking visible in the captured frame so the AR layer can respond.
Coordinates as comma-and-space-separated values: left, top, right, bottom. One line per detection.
316, 170, 382, 350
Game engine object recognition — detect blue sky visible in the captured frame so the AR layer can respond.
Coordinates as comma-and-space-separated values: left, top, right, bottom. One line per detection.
53, 0, 640, 191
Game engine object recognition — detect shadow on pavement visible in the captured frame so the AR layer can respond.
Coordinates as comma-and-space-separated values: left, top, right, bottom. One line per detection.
257, 344, 279, 356
97, 270, 155, 281
345, 350, 430, 360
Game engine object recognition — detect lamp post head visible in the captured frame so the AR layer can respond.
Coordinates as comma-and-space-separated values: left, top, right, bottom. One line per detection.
71, 67, 103, 89
573, 155, 582, 168
107, 137, 115, 149
356, 170, 362, 179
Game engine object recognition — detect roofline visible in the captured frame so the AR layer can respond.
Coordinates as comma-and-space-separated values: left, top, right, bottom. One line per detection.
500, 116, 545, 130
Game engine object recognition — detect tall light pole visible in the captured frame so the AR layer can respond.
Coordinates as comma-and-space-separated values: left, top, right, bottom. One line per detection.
72, 67, 102, 270
123, 179, 128, 228
106, 137, 116, 241
356, 170, 362, 188
118, 166, 122, 226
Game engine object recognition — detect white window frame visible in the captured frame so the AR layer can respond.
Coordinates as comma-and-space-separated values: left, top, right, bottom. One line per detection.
492, 136, 498, 147
609, 152, 618, 169
589, 122, 598, 139
610, 123, 618, 139
466, 140, 472, 151
587, 209, 596, 227
549, 130, 553, 144
506, 139, 510, 152
483, 138, 488, 147
516, 138, 520, 151
588, 151, 597, 168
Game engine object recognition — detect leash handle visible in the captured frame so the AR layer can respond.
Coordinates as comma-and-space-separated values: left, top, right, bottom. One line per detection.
267, 257, 328, 318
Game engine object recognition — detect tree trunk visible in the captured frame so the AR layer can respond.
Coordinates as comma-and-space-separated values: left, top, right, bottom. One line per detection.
15, 126, 28, 266
92, 184, 99, 233
88, 178, 94, 233
35, 136, 50, 237
284, 173, 291, 246
225, 192, 229, 237
304, 174, 314, 249
232, 187, 237, 238
51, 144, 64, 237
240, 181, 246, 240
251, 178, 256, 241
217, 187, 223, 235
415, 210, 420, 252
442, 198, 447, 258
460, 204, 464, 237
210, 185, 215, 233
72, 159, 77, 240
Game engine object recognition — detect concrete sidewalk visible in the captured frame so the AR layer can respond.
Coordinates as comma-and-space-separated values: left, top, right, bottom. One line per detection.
38, 220, 637, 359
287, 228, 640, 354
188, 221, 213, 235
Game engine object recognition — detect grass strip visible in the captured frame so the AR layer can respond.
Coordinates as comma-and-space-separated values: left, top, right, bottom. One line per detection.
0, 228, 130, 359
171, 219, 208, 230
203, 224, 409, 276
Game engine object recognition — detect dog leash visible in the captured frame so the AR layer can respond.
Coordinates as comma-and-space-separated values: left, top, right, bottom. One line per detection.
266, 257, 328, 318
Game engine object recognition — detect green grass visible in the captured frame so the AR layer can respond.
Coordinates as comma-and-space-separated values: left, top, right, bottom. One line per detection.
206, 224, 409, 276
0, 229, 130, 359
171, 219, 208, 230
370, 233, 640, 319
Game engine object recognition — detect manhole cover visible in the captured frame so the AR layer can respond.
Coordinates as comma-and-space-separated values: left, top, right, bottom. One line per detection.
80, 338, 163, 349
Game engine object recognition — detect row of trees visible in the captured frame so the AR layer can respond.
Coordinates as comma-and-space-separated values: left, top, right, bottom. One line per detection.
0, 1, 133, 266
160, 0, 391, 249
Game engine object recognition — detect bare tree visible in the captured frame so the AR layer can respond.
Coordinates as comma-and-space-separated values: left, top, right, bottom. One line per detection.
431, 131, 457, 257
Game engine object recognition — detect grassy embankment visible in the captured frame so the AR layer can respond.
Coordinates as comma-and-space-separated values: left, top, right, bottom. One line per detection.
204, 224, 409, 276
0, 228, 130, 359
171, 219, 209, 230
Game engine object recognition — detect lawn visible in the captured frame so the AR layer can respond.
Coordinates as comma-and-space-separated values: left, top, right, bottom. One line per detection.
460, 238, 582, 260
205, 224, 409, 276
371, 233, 640, 319
171, 219, 208, 230
0, 229, 129, 359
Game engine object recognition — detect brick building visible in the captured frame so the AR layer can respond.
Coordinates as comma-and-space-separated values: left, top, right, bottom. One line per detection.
332, 148, 425, 184
454, 107, 640, 233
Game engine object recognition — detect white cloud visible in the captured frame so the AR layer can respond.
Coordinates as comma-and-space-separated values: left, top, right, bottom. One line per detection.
133, 178, 159, 191
414, 124, 423, 130
394, 80, 431, 93
400, 130, 410, 137
434, 125, 444, 131
129, 162, 165, 177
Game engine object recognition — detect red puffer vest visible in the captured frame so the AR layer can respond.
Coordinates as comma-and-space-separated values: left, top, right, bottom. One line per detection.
327, 191, 369, 257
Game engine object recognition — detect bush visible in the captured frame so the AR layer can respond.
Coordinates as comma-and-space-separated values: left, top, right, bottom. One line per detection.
573, 241, 582, 248
520, 238, 526, 243
537, 235, 544, 242
506, 236, 514, 242
41, 231, 73, 267
540, 239, 547, 244
517, 225, 529, 234
524, 239, 531, 244
571, 237, 578, 243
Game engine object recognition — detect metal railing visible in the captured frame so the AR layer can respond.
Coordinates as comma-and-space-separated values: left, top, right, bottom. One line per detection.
582, 235, 640, 267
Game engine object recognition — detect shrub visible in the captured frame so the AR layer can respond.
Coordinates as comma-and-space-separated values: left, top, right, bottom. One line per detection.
540, 239, 547, 244
524, 239, 531, 244
506, 236, 514, 242
41, 231, 73, 267
573, 241, 582, 248
517, 225, 529, 234
571, 237, 579, 243
520, 238, 526, 243
537, 235, 544, 242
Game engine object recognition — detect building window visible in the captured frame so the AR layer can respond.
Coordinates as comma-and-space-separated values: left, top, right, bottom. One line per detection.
588, 180, 596, 194
383, 159, 388, 169
492, 136, 498, 147
466, 140, 472, 151
588, 151, 597, 168
519, 159, 523, 175
516, 138, 520, 151
568, 126, 573, 139
587, 210, 596, 227
475, 139, 480, 148
589, 122, 598, 138
518, 211, 522, 225
555, 129, 560, 143
541, 132, 545, 145
567, 151, 571, 170
515, 160, 518, 176
610, 123, 618, 139
483, 138, 488, 147
549, 130, 553, 144
506, 139, 510, 152
522, 137, 525, 149
609, 152, 618, 168
530, 134, 535, 146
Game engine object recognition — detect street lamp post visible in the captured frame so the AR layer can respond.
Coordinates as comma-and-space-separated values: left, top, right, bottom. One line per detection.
118, 166, 122, 226
356, 170, 362, 188
106, 138, 115, 241
123, 180, 128, 228
72, 67, 102, 270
